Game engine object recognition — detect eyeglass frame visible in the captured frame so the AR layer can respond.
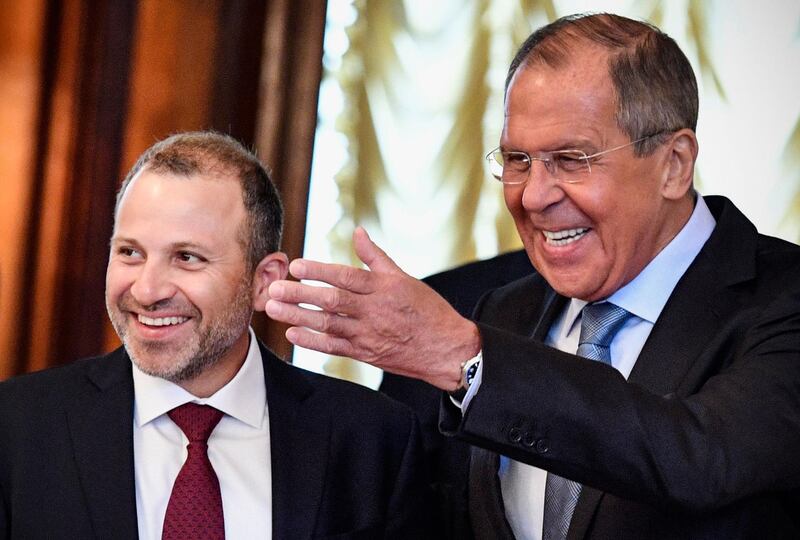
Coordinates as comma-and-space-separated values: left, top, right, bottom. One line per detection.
485, 132, 669, 185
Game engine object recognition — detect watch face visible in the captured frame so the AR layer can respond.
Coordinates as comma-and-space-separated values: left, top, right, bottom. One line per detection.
465, 361, 480, 387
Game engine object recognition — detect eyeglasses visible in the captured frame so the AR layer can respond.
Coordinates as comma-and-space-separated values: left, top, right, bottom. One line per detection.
485, 134, 663, 185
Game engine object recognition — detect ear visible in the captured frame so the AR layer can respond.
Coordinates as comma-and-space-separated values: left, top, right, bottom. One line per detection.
660, 128, 698, 201
251, 252, 289, 311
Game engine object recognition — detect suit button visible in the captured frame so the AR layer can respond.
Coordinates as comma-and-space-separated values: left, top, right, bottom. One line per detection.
522, 432, 536, 447
508, 427, 522, 443
536, 438, 550, 454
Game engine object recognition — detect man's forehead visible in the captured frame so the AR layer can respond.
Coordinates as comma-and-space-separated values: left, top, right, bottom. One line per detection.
507, 47, 616, 120
113, 169, 246, 243
509, 43, 612, 96
126, 167, 238, 193
118, 170, 242, 211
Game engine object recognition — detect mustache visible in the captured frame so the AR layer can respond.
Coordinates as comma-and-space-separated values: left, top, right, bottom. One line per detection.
117, 292, 200, 318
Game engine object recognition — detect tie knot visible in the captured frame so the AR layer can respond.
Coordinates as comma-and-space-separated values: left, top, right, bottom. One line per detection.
168, 403, 223, 443
578, 302, 631, 348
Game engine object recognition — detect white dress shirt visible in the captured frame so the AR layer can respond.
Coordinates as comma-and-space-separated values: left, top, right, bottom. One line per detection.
466, 196, 716, 540
132, 327, 272, 539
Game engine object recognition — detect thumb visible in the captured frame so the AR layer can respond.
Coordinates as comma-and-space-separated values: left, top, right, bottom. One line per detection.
353, 227, 403, 275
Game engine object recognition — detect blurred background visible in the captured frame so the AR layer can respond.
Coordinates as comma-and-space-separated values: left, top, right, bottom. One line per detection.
1, 0, 798, 387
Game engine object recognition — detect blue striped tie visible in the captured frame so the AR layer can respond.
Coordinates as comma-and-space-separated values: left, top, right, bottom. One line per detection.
542, 302, 632, 540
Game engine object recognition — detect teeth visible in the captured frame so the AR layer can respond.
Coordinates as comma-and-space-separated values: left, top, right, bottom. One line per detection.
138, 314, 188, 327
542, 227, 589, 246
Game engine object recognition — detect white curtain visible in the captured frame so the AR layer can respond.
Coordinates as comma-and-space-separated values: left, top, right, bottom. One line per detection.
299, 0, 800, 386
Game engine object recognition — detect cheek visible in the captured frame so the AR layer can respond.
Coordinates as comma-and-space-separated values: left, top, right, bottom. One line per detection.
105, 265, 132, 302
590, 194, 660, 278
181, 274, 240, 313
503, 187, 526, 219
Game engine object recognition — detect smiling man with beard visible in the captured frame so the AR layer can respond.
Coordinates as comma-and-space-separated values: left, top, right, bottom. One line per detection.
0, 131, 429, 539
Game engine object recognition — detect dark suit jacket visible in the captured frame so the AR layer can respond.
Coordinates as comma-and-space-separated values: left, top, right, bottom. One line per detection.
0, 341, 429, 539
439, 196, 800, 538
380, 249, 533, 538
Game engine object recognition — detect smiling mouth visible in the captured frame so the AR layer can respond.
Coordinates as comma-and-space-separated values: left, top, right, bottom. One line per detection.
542, 227, 589, 246
137, 314, 189, 327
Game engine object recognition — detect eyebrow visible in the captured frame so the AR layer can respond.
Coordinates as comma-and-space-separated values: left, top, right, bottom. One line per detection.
109, 237, 210, 253
170, 241, 209, 252
503, 137, 601, 154
109, 236, 141, 249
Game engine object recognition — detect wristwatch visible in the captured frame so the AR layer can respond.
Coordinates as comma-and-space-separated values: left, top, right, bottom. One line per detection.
451, 351, 482, 401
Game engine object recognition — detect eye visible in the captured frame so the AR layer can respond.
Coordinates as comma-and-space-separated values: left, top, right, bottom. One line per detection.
117, 246, 143, 259
176, 252, 205, 264
503, 151, 531, 171
552, 151, 588, 173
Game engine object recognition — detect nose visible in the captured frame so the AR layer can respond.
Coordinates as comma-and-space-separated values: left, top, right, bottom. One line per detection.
520, 160, 565, 213
129, 259, 177, 307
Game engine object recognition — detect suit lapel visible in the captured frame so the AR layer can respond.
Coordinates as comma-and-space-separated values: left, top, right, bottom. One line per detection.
65, 349, 138, 540
470, 282, 567, 539
569, 196, 759, 538
627, 197, 757, 394
469, 448, 515, 540
532, 288, 568, 341
261, 344, 330, 540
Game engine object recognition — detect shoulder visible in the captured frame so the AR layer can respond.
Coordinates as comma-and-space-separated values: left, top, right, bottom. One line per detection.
424, 249, 533, 317
481, 271, 549, 303
0, 352, 125, 441
0, 354, 108, 404
716, 196, 800, 268
261, 348, 416, 432
306, 366, 415, 420
476, 271, 555, 321
749, 234, 800, 320
754, 233, 800, 275
693, 196, 800, 299
274, 362, 423, 469
705, 195, 800, 268
424, 249, 532, 289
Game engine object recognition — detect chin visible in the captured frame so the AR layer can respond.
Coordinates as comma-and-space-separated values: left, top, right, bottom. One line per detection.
126, 343, 191, 380
544, 273, 608, 302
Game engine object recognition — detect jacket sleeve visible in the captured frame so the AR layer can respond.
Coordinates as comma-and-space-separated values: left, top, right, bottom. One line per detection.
442, 289, 800, 512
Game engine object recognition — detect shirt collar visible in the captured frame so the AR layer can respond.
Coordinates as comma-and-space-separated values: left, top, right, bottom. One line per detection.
132, 327, 266, 429
563, 195, 716, 332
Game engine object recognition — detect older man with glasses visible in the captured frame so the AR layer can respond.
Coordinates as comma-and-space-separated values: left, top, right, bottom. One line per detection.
267, 12, 800, 539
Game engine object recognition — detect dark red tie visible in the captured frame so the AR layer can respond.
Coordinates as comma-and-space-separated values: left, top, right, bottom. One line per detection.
162, 403, 225, 540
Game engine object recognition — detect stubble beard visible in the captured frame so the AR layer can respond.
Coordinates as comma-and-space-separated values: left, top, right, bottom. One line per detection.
106, 277, 253, 384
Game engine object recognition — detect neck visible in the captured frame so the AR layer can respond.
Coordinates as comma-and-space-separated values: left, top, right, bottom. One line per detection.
657, 194, 696, 252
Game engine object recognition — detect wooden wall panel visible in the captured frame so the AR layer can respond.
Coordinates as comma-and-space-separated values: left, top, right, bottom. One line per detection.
119, 0, 222, 175
19, 0, 139, 371
1, 0, 324, 378
26, 0, 86, 373
0, 1, 46, 379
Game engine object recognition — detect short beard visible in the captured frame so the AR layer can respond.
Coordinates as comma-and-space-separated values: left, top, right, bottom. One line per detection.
107, 275, 254, 384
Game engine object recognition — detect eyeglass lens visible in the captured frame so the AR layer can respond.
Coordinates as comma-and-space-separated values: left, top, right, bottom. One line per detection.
489, 150, 591, 184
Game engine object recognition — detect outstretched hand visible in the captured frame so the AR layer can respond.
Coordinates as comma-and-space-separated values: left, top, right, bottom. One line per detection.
265, 227, 481, 391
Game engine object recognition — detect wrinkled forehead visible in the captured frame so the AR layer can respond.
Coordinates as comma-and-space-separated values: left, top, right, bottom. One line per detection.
501, 47, 623, 150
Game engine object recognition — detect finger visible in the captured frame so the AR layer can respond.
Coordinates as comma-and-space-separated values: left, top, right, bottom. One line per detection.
284, 327, 358, 358
268, 280, 359, 315
287, 260, 374, 294
353, 227, 404, 275
265, 299, 355, 336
